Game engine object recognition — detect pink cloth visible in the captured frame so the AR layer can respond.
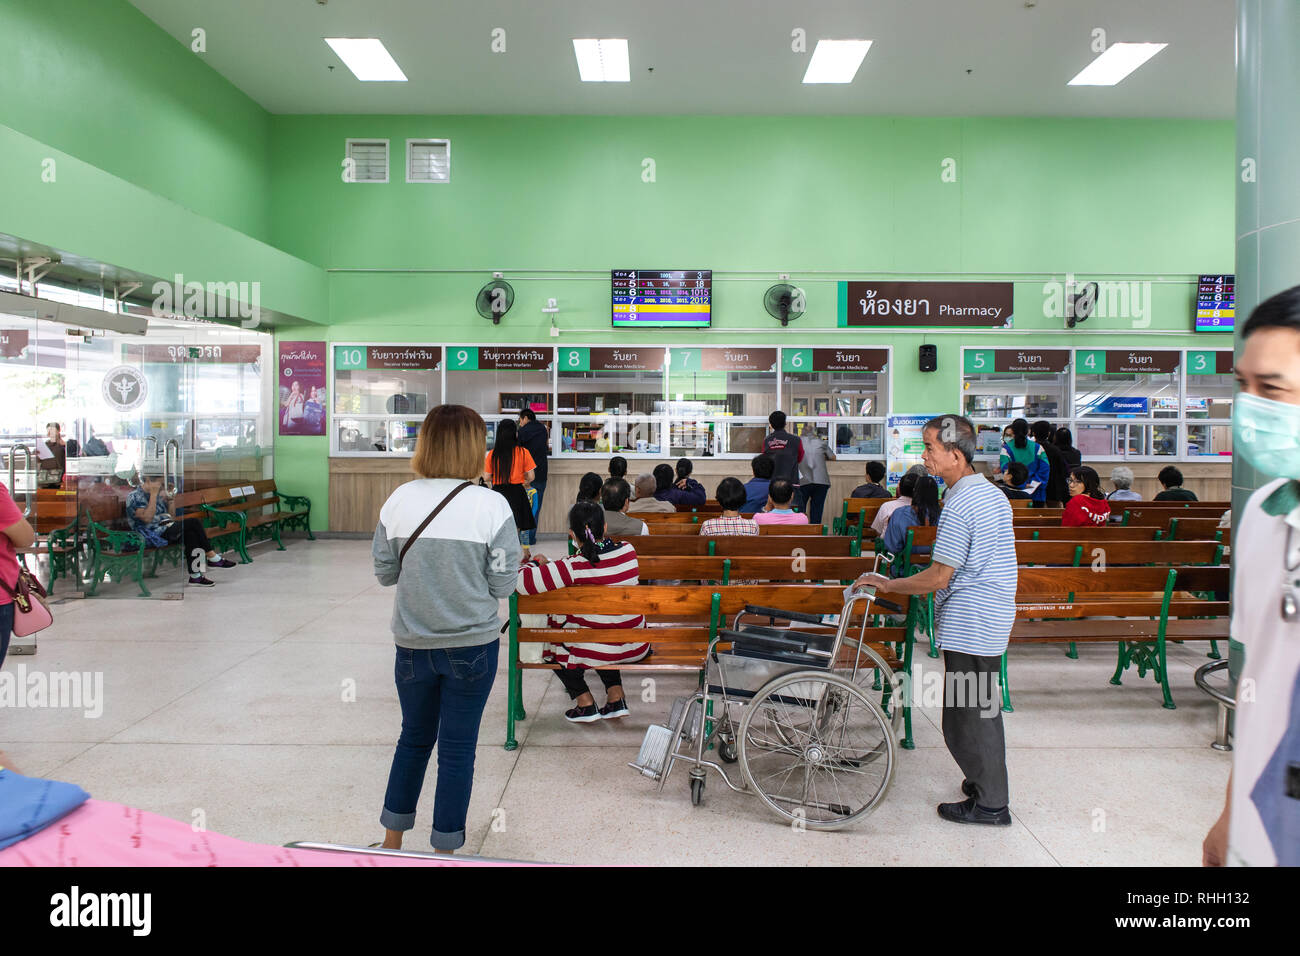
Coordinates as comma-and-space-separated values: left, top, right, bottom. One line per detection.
752, 511, 809, 526
0, 800, 526, 867
0, 483, 22, 603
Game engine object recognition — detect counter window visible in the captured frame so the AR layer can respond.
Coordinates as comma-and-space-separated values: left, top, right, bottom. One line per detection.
331, 345, 443, 456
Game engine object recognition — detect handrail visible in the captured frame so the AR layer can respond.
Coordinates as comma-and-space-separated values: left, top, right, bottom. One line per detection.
1194, 658, 1234, 752
164, 439, 181, 496
6, 444, 35, 517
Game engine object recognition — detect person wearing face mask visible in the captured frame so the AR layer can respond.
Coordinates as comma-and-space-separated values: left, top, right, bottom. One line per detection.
1203, 285, 1300, 868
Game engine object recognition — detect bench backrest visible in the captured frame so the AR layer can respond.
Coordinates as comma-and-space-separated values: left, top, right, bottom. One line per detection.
1014, 539, 1224, 566
635, 555, 873, 582
516, 583, 905, 619
1166, 517, 1229, 540
615, 534, 857, 556
645, 521, 824, 536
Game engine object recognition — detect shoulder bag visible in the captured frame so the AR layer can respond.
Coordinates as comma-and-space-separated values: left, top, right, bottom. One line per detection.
1, 565, 53, 637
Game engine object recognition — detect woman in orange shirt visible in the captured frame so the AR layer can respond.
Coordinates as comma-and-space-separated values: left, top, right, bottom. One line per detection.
1061, 466, 1111, 527
485, 419, 537, 559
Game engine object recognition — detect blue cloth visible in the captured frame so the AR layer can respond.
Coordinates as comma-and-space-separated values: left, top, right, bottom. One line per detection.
381, 640, 499, 851
526, 480, 546, 546
998, 440, 1051, 503
124, 487, 169, 535
881, 505, 918, 556
655, 478, 706, 507
930, 474, 1018, 656
742, 478, 771, 514
1250, 669, 1300, 866
0, 770, 91, 850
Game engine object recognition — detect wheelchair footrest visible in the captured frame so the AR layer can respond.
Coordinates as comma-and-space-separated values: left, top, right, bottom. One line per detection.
629, 724, 675, 780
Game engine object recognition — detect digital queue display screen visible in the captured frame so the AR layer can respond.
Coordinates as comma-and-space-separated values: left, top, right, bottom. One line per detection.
612, 270, 712, 328
1195, 274, 1234, 331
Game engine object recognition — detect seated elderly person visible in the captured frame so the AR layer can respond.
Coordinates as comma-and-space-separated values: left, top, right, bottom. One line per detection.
601, 478, 649, 536
627, 474, 675, 512
1107, 465, 1141, 502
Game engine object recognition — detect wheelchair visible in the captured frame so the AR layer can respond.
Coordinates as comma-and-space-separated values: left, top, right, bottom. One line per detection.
629, 585, 905, 830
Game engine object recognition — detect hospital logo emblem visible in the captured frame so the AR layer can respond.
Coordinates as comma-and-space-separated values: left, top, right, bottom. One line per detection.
102, 365, 149, 412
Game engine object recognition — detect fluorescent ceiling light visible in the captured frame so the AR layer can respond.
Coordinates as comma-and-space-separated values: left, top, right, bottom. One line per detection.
1068, 42, 1167, 86
803, 40, 872, 84
324, 38, 407, 82
572, 39, 630, 82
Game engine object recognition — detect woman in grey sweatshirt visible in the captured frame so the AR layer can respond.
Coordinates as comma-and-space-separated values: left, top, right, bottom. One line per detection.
371, 405, 521, 854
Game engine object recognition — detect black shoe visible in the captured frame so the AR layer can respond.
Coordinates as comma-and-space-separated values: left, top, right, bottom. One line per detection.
188, 575, 216, 587
938, 797, 1011, 827
564, 703, 602, 723
208, 556, 237, 569
600, 698, 629, 720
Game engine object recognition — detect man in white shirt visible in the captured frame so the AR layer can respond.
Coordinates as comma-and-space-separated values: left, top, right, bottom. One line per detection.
1203, 285, 1300, 867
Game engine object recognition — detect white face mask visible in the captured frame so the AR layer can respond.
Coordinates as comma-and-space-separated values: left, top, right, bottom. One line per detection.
1235, 392, 1300, 480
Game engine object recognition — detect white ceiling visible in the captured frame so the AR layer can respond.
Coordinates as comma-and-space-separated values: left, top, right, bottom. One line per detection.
127, 0, 1236, 118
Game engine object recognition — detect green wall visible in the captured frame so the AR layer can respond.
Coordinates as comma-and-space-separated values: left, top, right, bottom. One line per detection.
0, 0, 272, 242
263, 112, 1234, 528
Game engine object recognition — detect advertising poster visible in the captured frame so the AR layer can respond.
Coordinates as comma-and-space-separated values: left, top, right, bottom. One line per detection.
885, 414, 942, 492
278, 341, 327, 436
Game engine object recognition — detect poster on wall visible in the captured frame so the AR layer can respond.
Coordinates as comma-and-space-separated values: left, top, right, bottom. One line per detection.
885, 414, 941, 491
278, 341, 327, 436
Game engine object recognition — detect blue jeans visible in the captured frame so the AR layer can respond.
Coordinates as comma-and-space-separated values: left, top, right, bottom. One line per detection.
801, 483, 829, 525
381, 640, 499, 851
0, 602, 12, 669
527, 480, 546, 545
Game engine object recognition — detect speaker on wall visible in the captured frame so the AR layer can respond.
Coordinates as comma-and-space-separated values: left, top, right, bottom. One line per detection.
919, 344, 938, 372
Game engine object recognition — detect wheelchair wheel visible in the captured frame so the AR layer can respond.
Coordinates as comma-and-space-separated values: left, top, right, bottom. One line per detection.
690, 777, 705, 806
738, 671, 895, 830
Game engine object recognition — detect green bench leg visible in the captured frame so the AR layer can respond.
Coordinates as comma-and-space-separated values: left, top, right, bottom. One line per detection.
1157, 635, 1176, 710
1110, 641, 1128, 686
1207, 640, 1221, 660
505, 596, 521, 751
999, 651, 1013, 713
1065, 642, 1078, 659
272, 521, 286, 552
900, 626, 915, 750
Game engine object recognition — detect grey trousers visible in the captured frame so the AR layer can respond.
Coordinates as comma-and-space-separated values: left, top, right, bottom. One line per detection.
941, 650, 1010, 809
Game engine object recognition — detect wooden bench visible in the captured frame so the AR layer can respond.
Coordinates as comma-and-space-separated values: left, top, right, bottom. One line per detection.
506, 583, 918, 750
83, 494, 183, 597
834, 496, 890, 535
634, 555, 876, 584
171, 489, 251, 564
1165, 517, 1231, 541
645, 521, 825, 536
200, 478, 313, 553
615, 535, 862, 557
13, 488, 81, 593
1009, 565, 1229, 710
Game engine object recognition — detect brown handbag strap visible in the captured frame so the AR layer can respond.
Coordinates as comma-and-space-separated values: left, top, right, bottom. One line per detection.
398, 481, 472, 572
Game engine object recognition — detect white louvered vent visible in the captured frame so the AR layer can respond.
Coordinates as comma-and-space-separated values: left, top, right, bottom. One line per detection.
407, 139, 451, 183
345, 139, 389, 183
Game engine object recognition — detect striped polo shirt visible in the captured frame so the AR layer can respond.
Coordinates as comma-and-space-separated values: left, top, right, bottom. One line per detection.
930, 472, 1018, 657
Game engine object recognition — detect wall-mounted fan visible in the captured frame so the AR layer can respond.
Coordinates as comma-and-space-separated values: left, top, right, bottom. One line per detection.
1066, 281, 1098, 328
476, 278, 515, 324
763, 283, 806, 326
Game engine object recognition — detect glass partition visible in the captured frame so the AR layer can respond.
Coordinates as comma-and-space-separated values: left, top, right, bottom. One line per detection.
332, 344, 443, 456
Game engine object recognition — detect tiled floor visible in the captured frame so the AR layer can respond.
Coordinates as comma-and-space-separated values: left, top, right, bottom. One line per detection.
1, 538, 1231, 866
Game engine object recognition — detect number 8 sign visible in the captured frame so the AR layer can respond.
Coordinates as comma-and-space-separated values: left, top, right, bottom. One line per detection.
561, 348, 590, 371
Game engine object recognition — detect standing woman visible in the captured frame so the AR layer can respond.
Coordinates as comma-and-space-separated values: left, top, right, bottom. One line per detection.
485, 418, 537, 561
1061, 466, 1110, 527
998, 418, 1050, 506
0, 480, 34, 773
797, 424, 836, 525
372, 405, 522, 854
1055, 427, 1081, 468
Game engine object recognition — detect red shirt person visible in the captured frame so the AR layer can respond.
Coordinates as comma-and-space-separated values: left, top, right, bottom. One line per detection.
1061, 466, 1111, 527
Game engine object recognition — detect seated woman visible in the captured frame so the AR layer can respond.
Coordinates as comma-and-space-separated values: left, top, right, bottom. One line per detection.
698, 478, 758, 536
652, 462, 706, 507
516, 501, 649, 723
1107, 465, 1142, 501
1062, 466, 1111, 526
881, 474, 940, 568
576, 471, 603, 504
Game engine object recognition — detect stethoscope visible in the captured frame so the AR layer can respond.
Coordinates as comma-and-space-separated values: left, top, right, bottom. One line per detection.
1284, 524, 1300, 623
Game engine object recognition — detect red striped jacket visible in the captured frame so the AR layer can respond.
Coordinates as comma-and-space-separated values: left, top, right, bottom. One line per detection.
515, 541, 649, 669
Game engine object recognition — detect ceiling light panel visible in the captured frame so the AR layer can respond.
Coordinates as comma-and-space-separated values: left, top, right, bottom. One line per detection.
803, 40, 873, 84
1068, 42, 1168, 86
324, 38, 408, 82
573, 39, 630, 82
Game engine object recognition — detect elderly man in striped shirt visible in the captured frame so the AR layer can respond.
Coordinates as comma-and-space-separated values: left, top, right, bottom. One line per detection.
856, 414, 1017, 826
